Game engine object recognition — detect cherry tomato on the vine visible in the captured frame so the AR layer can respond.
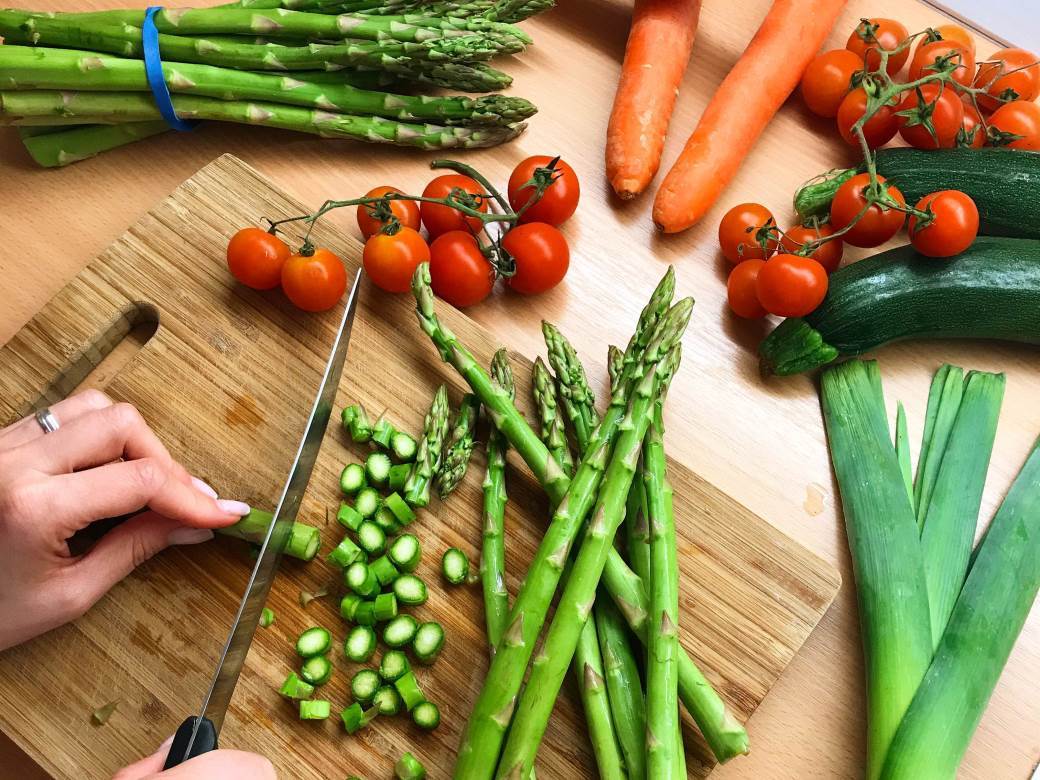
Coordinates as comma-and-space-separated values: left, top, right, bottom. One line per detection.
988, 100, 1040, 150
356, 185, 420, 240
727, 260, 767, 319
363, 226, 431, 294
756, 254, 829, 318
896, 83, 965, 149
957, 98, 986, 148
227, 227, 291, 290
780, 224, 844, 274
718, 203, 778, 264
281, 248, 347, 312
501, 223, 569, 295
836, 87, 898, 148
908, 190, 979, 258
974, 48, 1040, 111
801, 49, 863, 118
830, 172, 907, 248
428, 231, 495, 308
507, 156, 581, 226
909, 40, 975, 87
420, 174, 488, 238
846, 18, 910, 75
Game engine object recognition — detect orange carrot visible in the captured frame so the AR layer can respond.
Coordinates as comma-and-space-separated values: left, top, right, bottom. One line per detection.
605, 0, 702, 200
652, 0, 846, 233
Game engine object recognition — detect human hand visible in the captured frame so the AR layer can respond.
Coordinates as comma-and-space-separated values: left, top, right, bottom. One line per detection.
0, 390, 249, 651
114, 736, 276, 780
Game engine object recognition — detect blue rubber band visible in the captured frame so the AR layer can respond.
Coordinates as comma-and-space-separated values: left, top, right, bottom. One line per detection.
142, 7, 197, 131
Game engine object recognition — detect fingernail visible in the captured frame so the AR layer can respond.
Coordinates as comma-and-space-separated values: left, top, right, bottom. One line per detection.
191, 477, 218, 499
217, 499, 250, 516
157, 734, 175, 754
168, 528, 215, 546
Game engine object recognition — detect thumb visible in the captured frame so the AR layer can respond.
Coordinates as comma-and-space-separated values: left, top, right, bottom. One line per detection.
112, 735, 175, 780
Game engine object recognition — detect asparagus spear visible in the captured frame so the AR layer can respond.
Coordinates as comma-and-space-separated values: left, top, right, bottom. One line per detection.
607, 343, 624, 392
0, 47, 536, 127
403, 384, 450, 507
542, 321, 597, 446
481, 349, 512, 649
0, 91, 525, 150
225, 0, 553, 24
436, 392, 479, 498
18, 121, 168, 167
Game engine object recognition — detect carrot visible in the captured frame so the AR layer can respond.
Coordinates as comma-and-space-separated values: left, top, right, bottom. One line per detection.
652, 0, 846, 233
605, 0, 702, 200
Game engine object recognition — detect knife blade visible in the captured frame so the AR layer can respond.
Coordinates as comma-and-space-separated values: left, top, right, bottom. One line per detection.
164, 270, 364, 768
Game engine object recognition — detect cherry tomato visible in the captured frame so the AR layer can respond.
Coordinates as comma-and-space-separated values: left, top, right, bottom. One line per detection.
501, 223, 569, 295
281, 248, 347, 312
909, 40, 975, 87
780, 224, 844, 274
356, 185, 421, 240
363, 227, 430, 294
507, 156, 581, 226
428, 231, 495, 308
836, 87, 898, 148
801, 49, 863, 118
420, 174, 488, 238
830, 172, 907, 248
846, 18, 910, 75
756, 254, 829, 318
908, 190, 979, 258
226, 227, 291, 290
718, 203, 778, 264
988, 100, 1040, 150
896, 83, 965, 149
727, 259, 767, 319
974, 48, 1040, 111
957, 98, 986, 148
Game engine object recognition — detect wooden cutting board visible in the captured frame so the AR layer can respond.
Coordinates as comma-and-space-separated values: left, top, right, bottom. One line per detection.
0, 154, 840, 779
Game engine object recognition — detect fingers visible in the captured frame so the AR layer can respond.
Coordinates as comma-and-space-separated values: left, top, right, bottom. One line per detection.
111, 735, 175, 780
152, 750, 277, 779
0, 389, 113, 451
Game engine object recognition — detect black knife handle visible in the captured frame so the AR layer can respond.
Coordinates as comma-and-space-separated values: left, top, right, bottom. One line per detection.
163, 716, 218, 769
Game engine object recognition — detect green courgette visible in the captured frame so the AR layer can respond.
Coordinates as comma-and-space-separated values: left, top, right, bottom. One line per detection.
794, 148, 1040, 239
759, 237, 1040, 375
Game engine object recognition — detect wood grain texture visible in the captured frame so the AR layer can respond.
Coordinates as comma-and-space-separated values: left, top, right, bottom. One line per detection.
0, 156, 839, 779
0, 1, 1037, 778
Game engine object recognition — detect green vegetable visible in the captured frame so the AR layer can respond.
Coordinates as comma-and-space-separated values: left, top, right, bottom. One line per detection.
380, 649, 411, 682
336, 501, 364, 531
278, 672, 315, 700
759, 238, 1040, 376
394, 670, 426, 710
327, 535, 364, 569
350, 669, 381, 704
403, 384, 451, 507
384, 492, 417, 525
369, 555, 400, 586
353, 601, 377, 627
344, 625, 378, 663
373, 504, 403, 534
18, 121, 168, 168
299, 699, 330, 720
481, 348, 512, 647
354, 487, 381, 519
296, 626, 332, 658
395, 752, 427, 780
340, 463, 367, 495
342, 404, 373, 443
441, 547, 470, 585
340, 702, 379, 734
356, 521, 386, 556
366, 451, 393, 488
412, 700, 441, 730
91, 700, 119, 726
389, 463, 412, 492
392, 573, 428, 606
383, 614, 420, 648
372, 593, 399, 622
217, 509, 319, 560
259, 607, 275, 628
392, 431, 419, 462
339, 594, 362, 622
594, 597, 645, 780
412, 622, 445, 664
374, 684, 403, 715
345, 560, 379, 597
437, 392, 480, 497
794, 148, 1040, 240
388, 533, 422, 572
300, 654, 333, 686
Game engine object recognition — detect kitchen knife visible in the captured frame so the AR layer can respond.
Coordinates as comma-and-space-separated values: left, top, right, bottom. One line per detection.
163, 270, 364, 768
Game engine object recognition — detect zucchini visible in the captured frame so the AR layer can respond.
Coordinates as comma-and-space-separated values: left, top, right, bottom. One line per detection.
759, 237, 1040, 375
794, 148, 1040, 239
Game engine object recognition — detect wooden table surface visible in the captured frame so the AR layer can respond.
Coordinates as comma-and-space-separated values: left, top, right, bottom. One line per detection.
1, 0, 1037, 778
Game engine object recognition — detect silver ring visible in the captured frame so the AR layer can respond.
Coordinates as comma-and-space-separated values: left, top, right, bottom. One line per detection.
34, 407, 60, 434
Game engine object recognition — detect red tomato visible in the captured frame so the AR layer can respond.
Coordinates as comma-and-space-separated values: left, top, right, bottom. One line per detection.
836, 87, 898, 148
420, 174, 488, 238
363, 227, 431, 294
830, 173, 907, 248
846, 18, 910, 74
957, 99, 986, 148
756, 255, 829, 318
975, 48, 1040, 111
727, 260, 767, 319
717, 203, 778, 264
908, 190, 979, 258
226, 227, 290, 291
356, 186, 421, 239
801, 49, 864, 118
281, 248, 347, 312
896, 83, 965, 149
988, 100, 1040, 150
501, 223, 569, 295
428, 231, 495, 308
909, 40, 975, 87
507, 156, 581, 226
780, 224, 844, 274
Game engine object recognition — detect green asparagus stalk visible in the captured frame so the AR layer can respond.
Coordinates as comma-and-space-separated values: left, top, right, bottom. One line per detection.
403, 384, 450, 507
496, 345, 682, 778
436, 392, 479, 498
607, 344, 624, 393
532, 357, 572, 474
0, 91, 525, 149
594, 595, 647, 780
18, 121, 168, 166
481, 349, 512, 649
542, 321, 597, 446
224, 0, 554, 23
625, 479, 651, 588
0, 47, 535, 127
218, 509, 321, 560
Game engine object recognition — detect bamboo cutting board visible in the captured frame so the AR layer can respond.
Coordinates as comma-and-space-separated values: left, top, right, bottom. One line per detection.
0, 155, 840, 779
